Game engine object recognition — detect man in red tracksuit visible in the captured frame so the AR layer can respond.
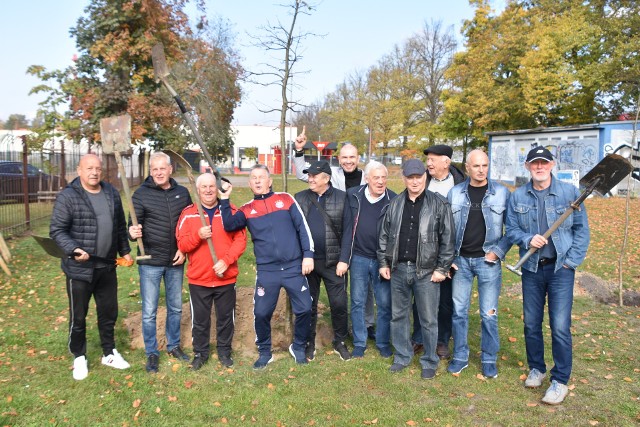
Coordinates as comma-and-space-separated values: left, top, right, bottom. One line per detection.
176, 173, 246, 370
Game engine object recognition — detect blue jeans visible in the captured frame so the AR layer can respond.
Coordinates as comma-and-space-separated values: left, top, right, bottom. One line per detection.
350, 255, 392, 351
139, 264, 185, 356
451, 256, 502, 363
390, 262, 440, 370
522, 263, 575, 385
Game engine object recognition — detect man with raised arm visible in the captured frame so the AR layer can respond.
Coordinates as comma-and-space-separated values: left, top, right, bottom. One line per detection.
219, 164, 314, 369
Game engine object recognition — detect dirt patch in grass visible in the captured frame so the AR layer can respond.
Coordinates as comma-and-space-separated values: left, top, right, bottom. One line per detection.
124, 287, 334, 357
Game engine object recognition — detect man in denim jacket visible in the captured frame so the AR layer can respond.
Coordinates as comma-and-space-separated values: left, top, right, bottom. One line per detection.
506, 146, 590, 405
447, 150, 512, 379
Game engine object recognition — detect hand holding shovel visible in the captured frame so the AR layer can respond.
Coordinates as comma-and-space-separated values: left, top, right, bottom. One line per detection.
164, 150, 225, 278
507, 154, 633, 276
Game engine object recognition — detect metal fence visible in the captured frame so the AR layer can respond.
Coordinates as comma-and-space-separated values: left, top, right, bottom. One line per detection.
0, 134, 145, 238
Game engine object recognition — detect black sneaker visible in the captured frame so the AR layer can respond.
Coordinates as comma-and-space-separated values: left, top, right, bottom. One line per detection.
168, 346, 190, 361
305, 342, 316, 361
333, 342, 352, 361
218, 353, 234, 368
190, 353, 208, 371
146, 354, 159, 373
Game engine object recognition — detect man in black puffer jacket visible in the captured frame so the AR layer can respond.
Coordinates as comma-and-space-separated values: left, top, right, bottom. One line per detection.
128, 152, 192, 373
295, 160, 353, 362
50, 154, 133, 380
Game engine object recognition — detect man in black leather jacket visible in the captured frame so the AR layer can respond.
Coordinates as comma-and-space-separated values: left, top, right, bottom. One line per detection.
50, 154, 132, 380
378, 159, 455, 380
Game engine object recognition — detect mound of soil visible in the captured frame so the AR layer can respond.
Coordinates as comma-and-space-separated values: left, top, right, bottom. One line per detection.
124, 287, 334, 356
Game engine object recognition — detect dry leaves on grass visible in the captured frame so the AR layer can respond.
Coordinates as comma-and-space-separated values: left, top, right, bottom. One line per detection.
132, 399, 141, 408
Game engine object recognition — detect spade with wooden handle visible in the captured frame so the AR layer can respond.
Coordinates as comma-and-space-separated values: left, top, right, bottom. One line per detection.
151, 43, 226, 193
164, 150, 225, 278
507, 154, 634, 276
100, 114, 151, 261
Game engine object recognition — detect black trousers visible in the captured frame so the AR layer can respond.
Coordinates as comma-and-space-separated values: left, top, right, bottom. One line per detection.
437, 277, 453, 344
189, 283, 236, 357
66, 268, 118, 358
306, 260, 349, 345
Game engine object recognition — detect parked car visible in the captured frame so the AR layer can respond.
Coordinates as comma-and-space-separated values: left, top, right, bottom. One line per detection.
0, 161, 61, 202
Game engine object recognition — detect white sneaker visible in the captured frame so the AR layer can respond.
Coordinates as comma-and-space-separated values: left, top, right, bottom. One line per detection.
524, 368, 546, 388
541, 380, 569, 405
73, 355, 88, 380
101, 349, 130, 370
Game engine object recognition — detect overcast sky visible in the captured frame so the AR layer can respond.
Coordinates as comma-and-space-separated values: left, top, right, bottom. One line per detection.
0, 0, 505, 127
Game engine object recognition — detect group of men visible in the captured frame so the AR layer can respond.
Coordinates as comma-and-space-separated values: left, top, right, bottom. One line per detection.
51, 138, 588, 406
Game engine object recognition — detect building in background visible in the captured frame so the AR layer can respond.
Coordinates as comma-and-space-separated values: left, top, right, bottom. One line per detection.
487, 121, 640, 195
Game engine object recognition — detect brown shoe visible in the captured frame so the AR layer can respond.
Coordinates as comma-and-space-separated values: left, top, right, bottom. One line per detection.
412, 343, 424, 355
436, 342, 450, 360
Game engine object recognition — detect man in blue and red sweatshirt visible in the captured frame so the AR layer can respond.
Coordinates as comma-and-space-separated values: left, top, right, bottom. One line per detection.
219, 164, 314, 370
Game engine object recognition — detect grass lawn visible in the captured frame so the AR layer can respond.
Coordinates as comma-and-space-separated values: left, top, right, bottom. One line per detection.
0, 175, 639, 426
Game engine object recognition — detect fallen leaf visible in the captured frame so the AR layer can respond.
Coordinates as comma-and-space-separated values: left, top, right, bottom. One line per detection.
466, 393, 475, 398
267, 383, 275, 390
526, 402, 538, 407
221, 417, 228, 423
155, 407, 161, 413
623, 377, 633, 382
132, 399, 141, 408
406, 421, 417, 426
568, 384, 576, 390
168, 396, 178, 402
604, 374, 613, 379
508, 337, 517, 342
519, 374, 528, 381
589, 421, 599, 426
476, 374, 485, 380
172, 364, 180, 372
184, 381, 194, 389
214, 401, 221, 407
6, 396, 12, 403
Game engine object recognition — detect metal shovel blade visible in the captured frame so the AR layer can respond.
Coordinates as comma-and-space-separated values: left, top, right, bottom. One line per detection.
151, 43, 171, 82
579, 153, 634, 196
100, 114, 132, 154
32, 235, 68, 259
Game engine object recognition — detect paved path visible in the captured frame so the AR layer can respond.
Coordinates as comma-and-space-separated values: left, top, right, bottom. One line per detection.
173, 174, 250, 187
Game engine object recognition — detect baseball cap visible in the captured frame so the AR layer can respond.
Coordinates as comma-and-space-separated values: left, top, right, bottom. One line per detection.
402, 159, 426, 177
526, 147, 554, 162
423, 144, 453, 158
303, 160, 332, 176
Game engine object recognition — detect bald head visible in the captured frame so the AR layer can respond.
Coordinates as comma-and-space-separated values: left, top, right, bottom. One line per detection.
465, 149, 489, 187
338, 144, 358, 173
77, 154, 103, 192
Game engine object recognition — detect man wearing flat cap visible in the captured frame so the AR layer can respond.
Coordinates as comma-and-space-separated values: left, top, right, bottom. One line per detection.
378, 159, 455, 379
506, 146, 589, 405
295, 160, 354, 361
411, 145, 465, 360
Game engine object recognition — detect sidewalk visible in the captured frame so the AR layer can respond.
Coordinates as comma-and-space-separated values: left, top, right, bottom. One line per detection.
173, 174, 249, 188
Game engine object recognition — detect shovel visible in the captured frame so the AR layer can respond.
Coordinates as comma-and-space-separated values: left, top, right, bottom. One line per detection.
507, 154, 634, 276
164, 150, 227, 278
99, 114, 151, 261
151, 43, 226, 192
32, 235, 134, 267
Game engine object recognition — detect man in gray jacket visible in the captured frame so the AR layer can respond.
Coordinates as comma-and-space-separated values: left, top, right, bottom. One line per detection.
378, 159, 455, 380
